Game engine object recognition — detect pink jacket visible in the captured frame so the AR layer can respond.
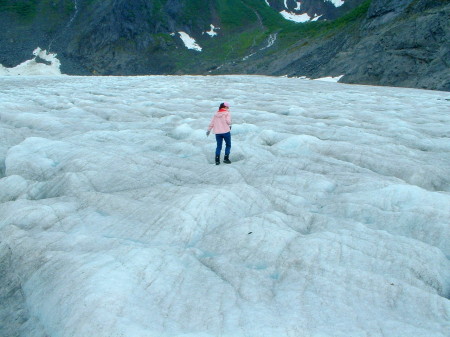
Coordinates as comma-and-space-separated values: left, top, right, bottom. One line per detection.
208, 108, 232, 134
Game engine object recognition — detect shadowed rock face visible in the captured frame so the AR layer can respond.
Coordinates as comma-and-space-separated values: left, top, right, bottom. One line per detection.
64, 0, 172, 74
343, 1, 450, 90
367, 0, 414, 17
224, 0, 449, 91
330, 0, 450, 90
0, 0, 448, 90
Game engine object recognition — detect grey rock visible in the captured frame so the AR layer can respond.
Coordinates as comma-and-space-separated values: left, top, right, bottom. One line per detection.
236, 0, 450, 91
342, 2, 450, 90
367, 0, 414, 18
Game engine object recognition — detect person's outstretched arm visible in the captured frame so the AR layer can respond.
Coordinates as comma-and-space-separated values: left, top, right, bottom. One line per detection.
207, 116, 215, 136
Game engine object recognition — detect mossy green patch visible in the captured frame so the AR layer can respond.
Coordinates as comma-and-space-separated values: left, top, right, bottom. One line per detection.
0, 0, 77, 24
213, 0, 259, 31
179, 0, 372, 73
0, 0, 38, 20
274, 0, 371, 48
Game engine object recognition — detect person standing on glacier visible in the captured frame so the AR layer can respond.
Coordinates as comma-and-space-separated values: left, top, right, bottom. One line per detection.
206, 102, 232, 165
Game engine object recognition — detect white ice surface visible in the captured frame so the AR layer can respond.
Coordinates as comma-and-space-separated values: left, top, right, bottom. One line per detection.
0, 75, 449, 337
314, 75, 344, 82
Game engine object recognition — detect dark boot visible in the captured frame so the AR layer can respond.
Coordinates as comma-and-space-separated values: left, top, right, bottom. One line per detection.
215, 155, 220, 165
223, 154, 231, 164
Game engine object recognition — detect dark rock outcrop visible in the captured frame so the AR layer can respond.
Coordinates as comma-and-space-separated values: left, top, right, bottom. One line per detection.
343, 1, 450, 90
223, 0, 450, 91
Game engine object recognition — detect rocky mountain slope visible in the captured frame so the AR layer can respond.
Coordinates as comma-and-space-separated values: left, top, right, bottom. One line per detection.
0, 0, 449, 90
239, 0, 450, 91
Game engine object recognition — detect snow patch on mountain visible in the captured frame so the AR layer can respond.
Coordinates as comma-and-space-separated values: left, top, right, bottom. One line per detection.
280, 10, 320, 22
178, 32, 202, 51
204, 25, 219, 37
0, 48, 62, 76
327, 0, 345, 7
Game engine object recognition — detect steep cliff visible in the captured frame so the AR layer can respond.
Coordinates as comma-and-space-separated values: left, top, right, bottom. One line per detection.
218, 0, 450, 91
344, 0, 450, 90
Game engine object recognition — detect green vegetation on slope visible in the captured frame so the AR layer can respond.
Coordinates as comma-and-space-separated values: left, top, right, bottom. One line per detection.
276, 0, 371, 43
0, 0, 38, 20
0, 0, 373, 74
0, 0, 76, 23
189, 0, 372, 69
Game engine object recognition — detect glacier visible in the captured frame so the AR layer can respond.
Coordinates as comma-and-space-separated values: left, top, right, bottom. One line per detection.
0, 75, 449, 337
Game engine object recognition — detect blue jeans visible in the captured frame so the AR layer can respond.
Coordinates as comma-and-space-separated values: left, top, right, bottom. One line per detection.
215, 132, 231, 156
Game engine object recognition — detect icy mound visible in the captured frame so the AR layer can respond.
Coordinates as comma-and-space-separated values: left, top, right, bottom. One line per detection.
0, 76, 449, 337
0, 48, 62, 76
